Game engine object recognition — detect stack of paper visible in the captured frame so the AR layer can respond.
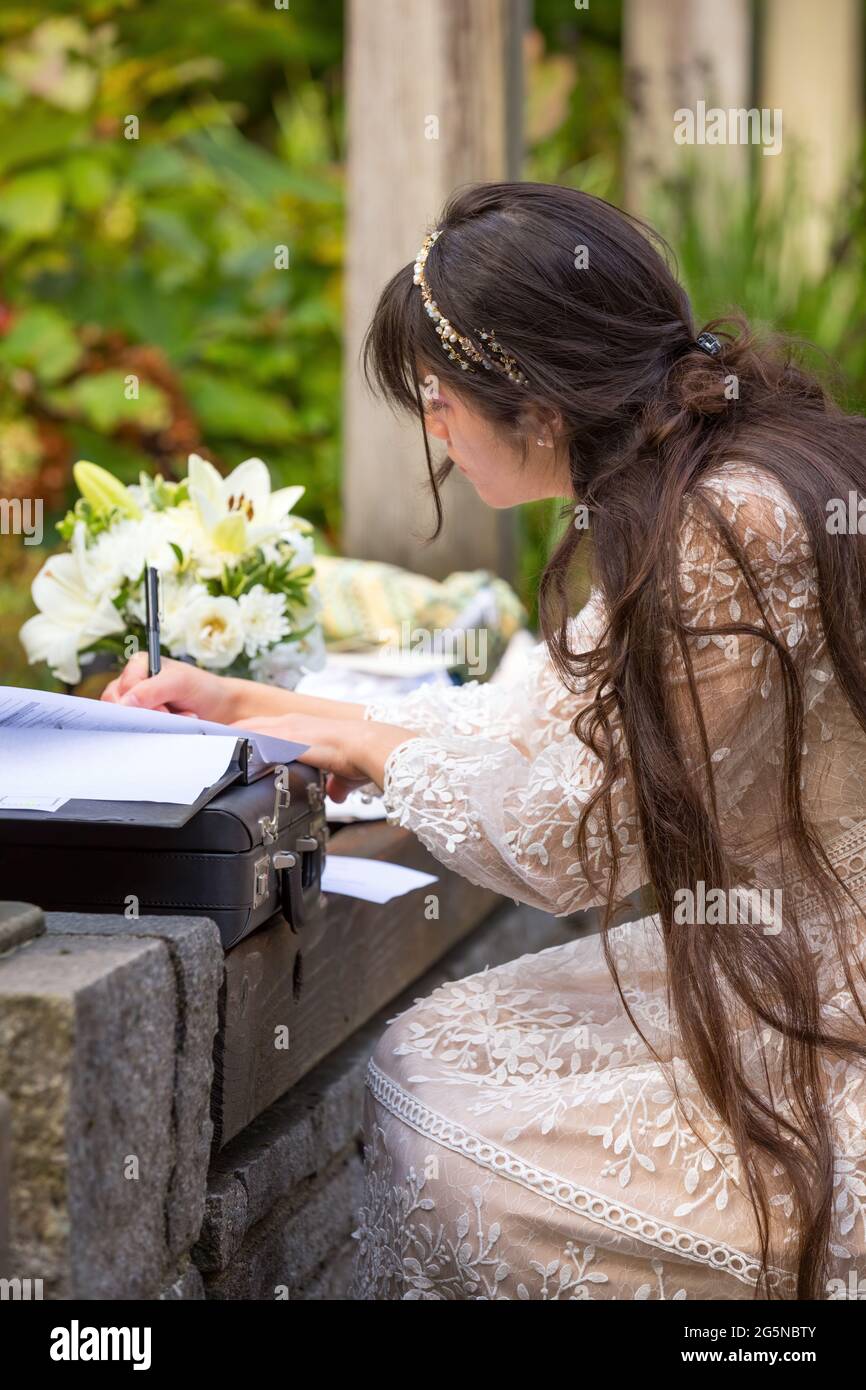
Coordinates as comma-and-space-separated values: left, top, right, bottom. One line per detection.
0, 728, 241, 808
0, 686, 308, 811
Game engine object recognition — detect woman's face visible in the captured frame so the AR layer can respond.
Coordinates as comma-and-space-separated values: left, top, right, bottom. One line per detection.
418, 366, 571, 507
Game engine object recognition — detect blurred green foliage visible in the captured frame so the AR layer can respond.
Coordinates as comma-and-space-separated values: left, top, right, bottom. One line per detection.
0, 0, 343, 684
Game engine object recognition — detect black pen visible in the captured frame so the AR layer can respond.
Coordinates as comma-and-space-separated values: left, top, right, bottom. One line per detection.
145, 565, 162, 677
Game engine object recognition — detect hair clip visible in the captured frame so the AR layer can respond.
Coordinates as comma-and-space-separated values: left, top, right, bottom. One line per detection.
695, 331, 723, 357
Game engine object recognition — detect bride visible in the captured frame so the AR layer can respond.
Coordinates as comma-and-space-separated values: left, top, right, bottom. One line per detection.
103, 181, 866, 1301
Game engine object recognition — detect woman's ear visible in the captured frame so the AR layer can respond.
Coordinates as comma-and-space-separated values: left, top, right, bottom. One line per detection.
519, 403, 563, 448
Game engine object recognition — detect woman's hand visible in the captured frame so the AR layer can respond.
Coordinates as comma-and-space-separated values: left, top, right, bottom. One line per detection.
231, 712, 420, 801
101, 652, 371, 725
101, 653, 239, 721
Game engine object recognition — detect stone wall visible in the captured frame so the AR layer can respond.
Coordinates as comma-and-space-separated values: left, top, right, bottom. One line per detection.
0, 907, 222, 1300
0, 898, 582, 1300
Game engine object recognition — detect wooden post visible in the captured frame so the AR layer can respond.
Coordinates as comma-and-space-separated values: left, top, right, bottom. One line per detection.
761, 0, 862, 273
623, 0, 752, 222
343, 0, 528, 581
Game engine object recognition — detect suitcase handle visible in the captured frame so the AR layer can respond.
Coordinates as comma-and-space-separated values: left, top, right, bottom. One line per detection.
273, 836, 324, 932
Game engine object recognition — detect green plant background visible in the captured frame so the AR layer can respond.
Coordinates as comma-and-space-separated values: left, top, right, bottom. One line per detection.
0, 0, 344, 687
1, 0, 865, 687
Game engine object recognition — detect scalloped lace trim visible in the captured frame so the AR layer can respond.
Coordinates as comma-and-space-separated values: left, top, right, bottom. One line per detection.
366, 1058, 794, 1294
776, 816, 866, 919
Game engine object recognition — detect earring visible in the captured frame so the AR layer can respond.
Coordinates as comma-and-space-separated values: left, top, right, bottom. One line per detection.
537, 437, 549, 447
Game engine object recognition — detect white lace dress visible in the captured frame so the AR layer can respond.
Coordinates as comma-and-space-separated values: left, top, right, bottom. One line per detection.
349, 462, 866, 1301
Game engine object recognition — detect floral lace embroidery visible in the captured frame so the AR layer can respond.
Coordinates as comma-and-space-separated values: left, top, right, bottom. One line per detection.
359, 1064, 793, 1294
380, 959, 756, 1229
351, 1122, 694, 1301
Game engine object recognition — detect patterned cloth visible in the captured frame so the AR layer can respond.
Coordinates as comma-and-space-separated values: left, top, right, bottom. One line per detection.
350, 461, 866, 1300
312, 554, 527, 681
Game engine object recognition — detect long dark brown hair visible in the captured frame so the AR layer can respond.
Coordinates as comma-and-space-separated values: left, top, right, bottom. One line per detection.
360, 181, 866, 1300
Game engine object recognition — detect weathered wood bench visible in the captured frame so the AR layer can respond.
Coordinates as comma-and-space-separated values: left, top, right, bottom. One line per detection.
211, 817, 503, 1148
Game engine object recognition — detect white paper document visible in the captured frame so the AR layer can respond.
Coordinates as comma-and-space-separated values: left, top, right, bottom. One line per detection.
0, 793, 66, 812
0, 728, 241, 807
324, 787, 387, 823
0, 686, 310, 809
321, 855, 438, 904
0, 685, 308, 776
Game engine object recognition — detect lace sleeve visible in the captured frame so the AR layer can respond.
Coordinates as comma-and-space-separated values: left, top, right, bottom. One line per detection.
371, 463, 820, 917
361, 675, 536, 753
361, 590, 605, 758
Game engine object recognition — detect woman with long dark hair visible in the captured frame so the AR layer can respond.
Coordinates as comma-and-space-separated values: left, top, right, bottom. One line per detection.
106, 182, 866, 1300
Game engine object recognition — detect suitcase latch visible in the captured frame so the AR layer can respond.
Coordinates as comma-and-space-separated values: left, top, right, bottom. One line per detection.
252, 854, 271, 908
259, 764, 291, 844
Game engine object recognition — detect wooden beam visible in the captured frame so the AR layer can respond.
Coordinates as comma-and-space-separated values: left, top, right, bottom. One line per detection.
211, 818, 503, 1148
623, 0, 752, 222
343, 0, 529, 581
761, 0, 862, 272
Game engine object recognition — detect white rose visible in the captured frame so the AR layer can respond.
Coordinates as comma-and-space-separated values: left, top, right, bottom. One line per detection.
74, 516, 184, 603
181, 595, 244, 670
250, 624, 327, 687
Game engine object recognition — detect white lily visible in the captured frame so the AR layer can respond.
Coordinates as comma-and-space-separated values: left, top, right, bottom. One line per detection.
20, 550, 126, 684
187, 454, 305, 574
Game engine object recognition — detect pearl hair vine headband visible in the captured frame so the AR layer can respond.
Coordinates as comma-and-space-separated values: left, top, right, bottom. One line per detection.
413, 229, 722, 386
413, 228, 530, 386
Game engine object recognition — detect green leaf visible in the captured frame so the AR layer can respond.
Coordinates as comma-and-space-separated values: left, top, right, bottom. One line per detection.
139, 206, 209, 287
185, 125, 341, 204
182, 368, 301, 443
126, 146, 194, 192
63, 154, 115, 212
106, 269, 201, 359
0, 306, 81, 382
0, 168, 64, 238
0, 109, 88, 178
47, 372, 173, 433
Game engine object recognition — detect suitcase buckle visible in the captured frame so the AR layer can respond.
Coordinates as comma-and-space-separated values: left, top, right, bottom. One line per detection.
259, 764, 291, 845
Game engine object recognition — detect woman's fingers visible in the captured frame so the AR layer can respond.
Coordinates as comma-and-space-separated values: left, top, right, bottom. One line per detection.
101, 659, 146, 702
114, 652, 151, 695
102, 655, 199, 712
101, 657, 188, 715
101, 676, 123, 703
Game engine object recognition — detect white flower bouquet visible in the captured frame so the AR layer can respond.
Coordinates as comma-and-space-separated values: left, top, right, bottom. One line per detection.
20, 454, 327, 688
